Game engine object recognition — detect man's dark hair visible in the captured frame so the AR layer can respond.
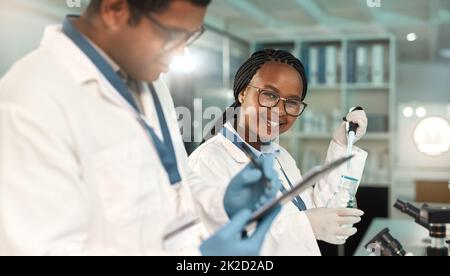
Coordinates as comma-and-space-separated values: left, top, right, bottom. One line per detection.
88, 0, 211, 24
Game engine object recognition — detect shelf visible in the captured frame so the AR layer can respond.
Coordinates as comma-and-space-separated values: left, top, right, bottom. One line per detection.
365, 132, 391, 140
393, 168, 450, 181
308, 83, 391, 90
293, 133, 331, 139
309, 85, 341, 91
347, 83, 390, 90
291, 132, 390, 141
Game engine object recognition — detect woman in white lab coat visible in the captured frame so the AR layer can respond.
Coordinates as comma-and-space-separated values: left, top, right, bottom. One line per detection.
189, 49, 369, 256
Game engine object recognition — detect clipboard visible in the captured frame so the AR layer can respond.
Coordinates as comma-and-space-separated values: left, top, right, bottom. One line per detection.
248, 155, 354, 224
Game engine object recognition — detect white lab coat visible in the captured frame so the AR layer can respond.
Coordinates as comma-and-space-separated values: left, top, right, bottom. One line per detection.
0, 25, 207, 256
188, 125, 368, 256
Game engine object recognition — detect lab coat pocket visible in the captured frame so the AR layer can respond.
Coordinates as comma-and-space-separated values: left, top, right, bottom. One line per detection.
93, 139, 157, 226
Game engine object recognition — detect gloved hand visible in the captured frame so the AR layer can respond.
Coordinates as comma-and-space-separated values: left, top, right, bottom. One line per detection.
200, 206, 282, 256
224, 154, 281, 219
305, 208, 364, 245
332, 109, 368, 147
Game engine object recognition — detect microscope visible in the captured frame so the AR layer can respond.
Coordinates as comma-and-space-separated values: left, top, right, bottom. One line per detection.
394, 199, 450, 256
364, 228, 409, 256
365, 199, 450, 256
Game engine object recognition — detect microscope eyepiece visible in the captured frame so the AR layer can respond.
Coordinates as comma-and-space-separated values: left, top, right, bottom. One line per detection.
393, 199, 406, 211
394, 199, 430, 229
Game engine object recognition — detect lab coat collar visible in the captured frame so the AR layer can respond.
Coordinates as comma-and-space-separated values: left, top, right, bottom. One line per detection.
220, 123, 280, 164
219, 123, 250, 164
224, 122, 263, 158
40, 18, 135, 110
84, 35, 121, 74
220, 135, 248, 164
40, 24, 98, 85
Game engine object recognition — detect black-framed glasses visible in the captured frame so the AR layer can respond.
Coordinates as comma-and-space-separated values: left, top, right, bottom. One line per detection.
144, 13, 205, 51
247, 85, 308, 117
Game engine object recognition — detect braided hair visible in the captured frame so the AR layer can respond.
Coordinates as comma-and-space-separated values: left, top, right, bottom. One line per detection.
203, 48, 308, 142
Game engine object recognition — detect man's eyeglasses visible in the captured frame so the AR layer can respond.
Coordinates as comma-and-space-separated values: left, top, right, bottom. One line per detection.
247, 85, 308, 117
144, 13, 205, 51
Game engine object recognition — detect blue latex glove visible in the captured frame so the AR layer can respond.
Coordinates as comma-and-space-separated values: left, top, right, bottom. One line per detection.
200, 205, 282, 256
223, 154, 281, 219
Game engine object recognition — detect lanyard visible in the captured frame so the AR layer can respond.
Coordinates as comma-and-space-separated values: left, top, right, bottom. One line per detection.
276, 160, 307, 211
220, 127, 307, 211
62, 17, 182, 186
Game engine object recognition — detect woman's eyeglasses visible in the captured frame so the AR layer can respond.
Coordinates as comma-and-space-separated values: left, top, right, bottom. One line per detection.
247, 84, 308, 117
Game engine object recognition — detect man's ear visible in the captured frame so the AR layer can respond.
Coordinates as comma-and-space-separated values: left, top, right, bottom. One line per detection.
98, 0, 130, 28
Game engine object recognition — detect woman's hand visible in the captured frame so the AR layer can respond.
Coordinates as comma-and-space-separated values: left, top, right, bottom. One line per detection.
305, 208, 364, 245
332, 109, 368, 147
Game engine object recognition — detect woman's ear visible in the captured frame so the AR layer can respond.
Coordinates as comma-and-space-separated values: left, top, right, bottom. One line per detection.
238, 90, 246, 104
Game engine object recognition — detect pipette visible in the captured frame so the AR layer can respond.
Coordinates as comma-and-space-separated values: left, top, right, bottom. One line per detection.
343, 106, 364, 168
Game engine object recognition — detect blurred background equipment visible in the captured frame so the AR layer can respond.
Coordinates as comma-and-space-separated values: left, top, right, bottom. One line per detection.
394, 199, 450, 256
1, 0, 449, 256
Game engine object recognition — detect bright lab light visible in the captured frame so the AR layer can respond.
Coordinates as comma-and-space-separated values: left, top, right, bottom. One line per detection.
414, 117, 450, 156
407, 33, 417, 42
403, 106, 414, 118
416, 107, 427, 118
170, 49, 196, 73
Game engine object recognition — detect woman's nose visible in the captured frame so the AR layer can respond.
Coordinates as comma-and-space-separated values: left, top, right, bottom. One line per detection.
276, 100, 287, 116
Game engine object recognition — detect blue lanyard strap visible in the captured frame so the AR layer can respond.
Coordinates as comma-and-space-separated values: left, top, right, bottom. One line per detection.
220, 128, 307, 211
276, 161, 307, 211
62, 17, 182, 185
220, 127, 251, 156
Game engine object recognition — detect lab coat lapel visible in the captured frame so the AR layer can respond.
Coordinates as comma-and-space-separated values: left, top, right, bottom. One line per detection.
220, 135, 249, 164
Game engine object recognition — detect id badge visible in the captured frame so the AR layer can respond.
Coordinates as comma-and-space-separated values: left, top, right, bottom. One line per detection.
163, 212, 209, 252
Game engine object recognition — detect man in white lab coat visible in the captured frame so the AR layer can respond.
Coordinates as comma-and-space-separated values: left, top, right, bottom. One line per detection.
0, 0, 281, 256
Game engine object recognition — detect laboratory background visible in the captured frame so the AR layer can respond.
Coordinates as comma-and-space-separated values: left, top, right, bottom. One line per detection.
1, 0, 449, 256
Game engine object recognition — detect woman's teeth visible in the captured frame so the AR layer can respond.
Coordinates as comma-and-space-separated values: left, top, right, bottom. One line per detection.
268, 121, 280, 127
